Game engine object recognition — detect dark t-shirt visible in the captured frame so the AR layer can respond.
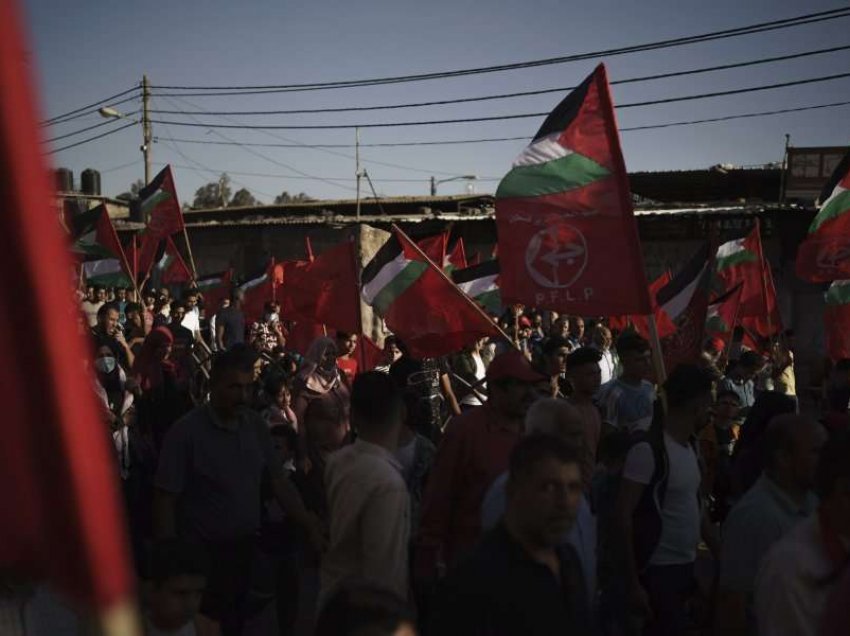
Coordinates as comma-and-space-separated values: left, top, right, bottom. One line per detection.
216, 306, 245, 350
430, 523, 588, 636
155, 405, 284, 543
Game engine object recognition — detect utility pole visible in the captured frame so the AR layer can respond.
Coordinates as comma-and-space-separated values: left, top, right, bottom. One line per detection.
355, 127, 362, 222
779, 133, 791, 206
430, 176, 436, 196
142, 74, 152, 185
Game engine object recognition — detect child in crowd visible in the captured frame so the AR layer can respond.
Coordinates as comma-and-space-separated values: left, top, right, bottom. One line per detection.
144, 539, 209, 636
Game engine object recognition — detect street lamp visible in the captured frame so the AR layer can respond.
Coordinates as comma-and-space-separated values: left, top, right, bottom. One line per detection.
430, 174, 477, 196
99, 75, 152, 184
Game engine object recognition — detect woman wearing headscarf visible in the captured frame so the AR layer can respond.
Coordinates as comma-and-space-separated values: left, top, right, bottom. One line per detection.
292, 336, 351, 518
131, 327, 192, 452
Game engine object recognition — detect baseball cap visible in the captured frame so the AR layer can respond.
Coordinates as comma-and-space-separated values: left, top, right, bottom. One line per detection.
518, 316, 532, 328
486, 350, 547, 383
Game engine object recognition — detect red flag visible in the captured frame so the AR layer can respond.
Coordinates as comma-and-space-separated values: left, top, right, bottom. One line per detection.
824, 281, 850, 362
124, 235, 139, 283
796, 149, 850, 282
136, 165, 186, 277
0, 0, 134, 614
447, 237, 468, 270
359, 334, 385, 373
417, 233, 447, 266
159, 236, 193, 285
197, 269, 232, 316
361, 226, 501, 358
495, 64, 650, 316
610, 271, 674, 338
657, 243, 715, 371
277, 241, 360, 334
286, 320, 326, 356
240, 259, 276, 324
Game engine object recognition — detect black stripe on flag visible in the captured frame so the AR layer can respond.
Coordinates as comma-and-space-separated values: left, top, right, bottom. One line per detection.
361, 234, 402, 286
656, 242, 712, 307
533, 70, 594, 142
451, 259, 500, 285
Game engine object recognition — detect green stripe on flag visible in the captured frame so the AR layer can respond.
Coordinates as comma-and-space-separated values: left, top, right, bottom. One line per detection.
369, 261, 428, 315
141, 189, 172, 215
476, 289, 502, 314
496, 153, 610, 199
825, 280, 850, 305
810, 187, 850, 234
716, 249, 758, 270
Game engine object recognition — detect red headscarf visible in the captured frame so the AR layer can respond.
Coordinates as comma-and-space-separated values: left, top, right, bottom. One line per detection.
131, 326, 175, 392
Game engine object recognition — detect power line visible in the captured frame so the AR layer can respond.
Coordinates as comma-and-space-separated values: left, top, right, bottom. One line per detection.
41, 87, 139, 126
149, 71, 850, 130
149, 44, 850, 116
149, 8, 850, 95
47, 122, 136, 154
157, 100, 850, 148
44, 115, 140, 144
100, 158, 143, 175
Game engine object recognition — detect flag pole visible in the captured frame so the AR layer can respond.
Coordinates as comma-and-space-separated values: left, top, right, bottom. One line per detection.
391, 223, 517, 350
753, 218, 774, 336
182, 226, 198, 282
647, 314, 667, 385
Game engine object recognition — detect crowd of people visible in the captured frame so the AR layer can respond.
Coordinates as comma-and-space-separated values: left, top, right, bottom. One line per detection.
20, 281, 850, 636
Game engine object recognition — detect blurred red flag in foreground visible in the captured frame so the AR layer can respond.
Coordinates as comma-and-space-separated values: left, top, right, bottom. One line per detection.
0, 0, 135, 627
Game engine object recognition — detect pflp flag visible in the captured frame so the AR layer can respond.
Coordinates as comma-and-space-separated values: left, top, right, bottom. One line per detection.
137, 165, 186, 277
0, 0, 135, 626
361, 226, 500, 358
71, 203, 127, 262
277, 241, 360, 334
451, 259, 502, 314
796, 148, 850, 282
824, 280, 850, 361
495, 63, 650, 316
656, 242, 715, 371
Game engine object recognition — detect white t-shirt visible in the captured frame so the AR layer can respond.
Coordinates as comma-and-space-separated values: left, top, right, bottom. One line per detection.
598, 349, 616, 385
623, 431, 702, 565
460, 352, 487, 407
181, 307, 201, 337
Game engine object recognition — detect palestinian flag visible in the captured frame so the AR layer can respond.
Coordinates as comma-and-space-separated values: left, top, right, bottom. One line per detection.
362, 226, 500, 358
824, 279, 850, 361
452, 259, 501, 314
196, 269, 232, 313
70, 204, 126, 262
82, 259, 132, 288
609, 270, 676, 339
796, 148, 850, 282
705, 284, 744, 350
137, 165, 186, 276
417, 233, 448, 268
150, 236, 192, 289
239, 259, 275, 323
495, 63, 650, 316
657, 242, 715, 372
714, 223, 773, 317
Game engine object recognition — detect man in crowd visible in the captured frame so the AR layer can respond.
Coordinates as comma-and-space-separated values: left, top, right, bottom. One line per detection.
616, 364, 714, 636
215, 289, 246, 352
115, 287, 128, 325
480, 399, 597, 602
592, 324, 617, 385
719, 350, 764, 415
716, 414, 825, 635
567, 347, 603, 488
451, 337, 490, 411
153, 349, 321, 635
597, 332, 655, 435
430, 433, 589, 635
320, 372, 410, 606
416, 350, 544, 580
80, 285, 105, 328
180, 289, 202, 341
699, 389, 742, 519
755, 429, 850, 636
336, 331, 359, 383
92, 302, 134, 369
569, 316, 585, 349
538, 336, 571, 399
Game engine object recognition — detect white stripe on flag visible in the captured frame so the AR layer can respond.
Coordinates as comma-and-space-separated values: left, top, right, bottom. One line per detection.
512, 131, 574, 168
362, 251, 409, 304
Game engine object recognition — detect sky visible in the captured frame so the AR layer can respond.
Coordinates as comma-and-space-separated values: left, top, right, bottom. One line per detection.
26, 0, 850, 203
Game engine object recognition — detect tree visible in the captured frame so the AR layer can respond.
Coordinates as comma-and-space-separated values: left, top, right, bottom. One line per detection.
274, 191, 314, 204
192, 173, 232, 209
116, 178, 145, 201
229, 188, 259, 208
